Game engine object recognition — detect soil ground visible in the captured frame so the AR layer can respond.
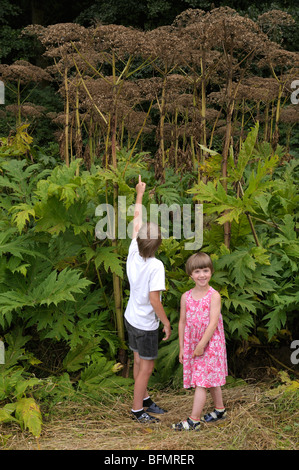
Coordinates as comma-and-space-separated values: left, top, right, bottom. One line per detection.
1, 346, 299, 451
1, 375, 298, 451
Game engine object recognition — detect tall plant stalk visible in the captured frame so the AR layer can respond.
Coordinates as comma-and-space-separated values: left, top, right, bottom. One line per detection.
156, 72, 167, 180
110, 52, 125, 358
221, 28, 235, 249
200, 45, 207, 175
64, 67, 70, 167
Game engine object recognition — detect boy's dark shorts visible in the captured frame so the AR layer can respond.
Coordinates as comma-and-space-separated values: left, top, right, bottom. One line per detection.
124, 318, 159, 360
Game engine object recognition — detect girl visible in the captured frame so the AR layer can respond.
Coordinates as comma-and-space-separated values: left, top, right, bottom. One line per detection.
172, 252, 228, 431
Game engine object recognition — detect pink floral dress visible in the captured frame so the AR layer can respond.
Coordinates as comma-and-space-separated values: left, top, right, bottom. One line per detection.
183, 287, 228, 389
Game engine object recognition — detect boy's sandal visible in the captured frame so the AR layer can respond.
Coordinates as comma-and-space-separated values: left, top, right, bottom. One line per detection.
171, 417, 201, 431
204, 409, 227, 423
145, 402, 167, 414
132, 411, 160, 423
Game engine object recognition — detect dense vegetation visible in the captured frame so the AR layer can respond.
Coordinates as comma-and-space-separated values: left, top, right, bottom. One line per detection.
0, 2, 298, 439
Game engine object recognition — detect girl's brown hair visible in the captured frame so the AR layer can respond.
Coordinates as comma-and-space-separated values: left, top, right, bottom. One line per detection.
136, 222, 162, 259
185, 252, 214, 276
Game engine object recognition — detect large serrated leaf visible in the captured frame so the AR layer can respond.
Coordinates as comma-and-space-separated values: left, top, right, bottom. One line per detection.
31, 268, 92, 306
95, 246, 124, 278
15, 397, 42, 438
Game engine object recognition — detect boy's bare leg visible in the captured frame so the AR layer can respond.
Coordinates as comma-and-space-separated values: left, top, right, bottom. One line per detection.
133, 351, 154, 410
133, 352, 150, 401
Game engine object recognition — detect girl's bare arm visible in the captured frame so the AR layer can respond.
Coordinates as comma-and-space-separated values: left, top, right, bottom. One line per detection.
178, 293, 186, 363
193, 291, 221, 357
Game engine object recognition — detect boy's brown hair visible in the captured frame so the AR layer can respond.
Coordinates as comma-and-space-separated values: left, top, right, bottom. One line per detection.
185, 252, 214, 276
137, 222, 162, 259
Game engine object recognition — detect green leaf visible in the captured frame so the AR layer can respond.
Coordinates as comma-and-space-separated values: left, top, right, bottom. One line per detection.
225, 310, 255, 339
230, 122, 259, 182
0, 290, 33, 317
2, 328, 31, 369
63, 338, 100, 372
0, 269, 92, 319
9, 203, 35, 233
251, 246, 271, 266
255, 194, 270, 216
0, 228, 41, 259
43, 312, 74, 341
15, 377, 41, 399
6, 257, 30, 276
263, 289, 299, 339
35, 197, 70, 235
155, 184, 182, 205
155, 331, 179, 381
217, 249, 256, 288
31, 268, 92, 306
15, 397, 42, 438
0, 404, 19, 424
280, 214, 297, 241
264, 307, 287, 340
95, 246, 123, 278
227, 293, 258, 314
79, 358, 133, 394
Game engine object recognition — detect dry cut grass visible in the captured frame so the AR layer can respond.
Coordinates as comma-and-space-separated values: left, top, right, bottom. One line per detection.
1, 379, 298, 451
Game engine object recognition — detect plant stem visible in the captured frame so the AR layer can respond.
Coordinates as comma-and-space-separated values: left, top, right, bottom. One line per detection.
64, 67, 70, 167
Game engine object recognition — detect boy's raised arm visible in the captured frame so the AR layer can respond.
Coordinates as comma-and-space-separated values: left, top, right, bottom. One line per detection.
132, 174, 146, 239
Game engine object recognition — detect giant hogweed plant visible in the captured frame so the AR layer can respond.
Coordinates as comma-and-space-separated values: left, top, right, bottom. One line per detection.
0, 139, 200, 410
0, 128, 192, 345
191, 124, 299, 330
152, 124, 299, 385
189, 123, 299, 339
0, 152, 138, 343
0, 124, 298, 395
0, 149, 152, 435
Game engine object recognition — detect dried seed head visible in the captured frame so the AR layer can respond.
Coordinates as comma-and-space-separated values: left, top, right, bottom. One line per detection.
0, 60, 51, 85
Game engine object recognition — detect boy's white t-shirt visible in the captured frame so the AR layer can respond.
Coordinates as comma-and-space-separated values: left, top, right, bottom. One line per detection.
124, 238, 165, 331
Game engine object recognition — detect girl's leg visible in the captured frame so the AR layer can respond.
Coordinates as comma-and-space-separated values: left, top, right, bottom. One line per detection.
133, 351, 154, 410
190, 386, 207, 421
209, 386, 224, 409
172, 386, 206, 430
203, 386, 226, 423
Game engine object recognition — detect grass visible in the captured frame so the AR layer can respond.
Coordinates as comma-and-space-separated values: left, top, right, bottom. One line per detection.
1, 374, 298, 450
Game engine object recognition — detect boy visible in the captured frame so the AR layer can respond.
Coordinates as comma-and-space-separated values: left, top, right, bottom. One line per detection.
124, 175, 171, 423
